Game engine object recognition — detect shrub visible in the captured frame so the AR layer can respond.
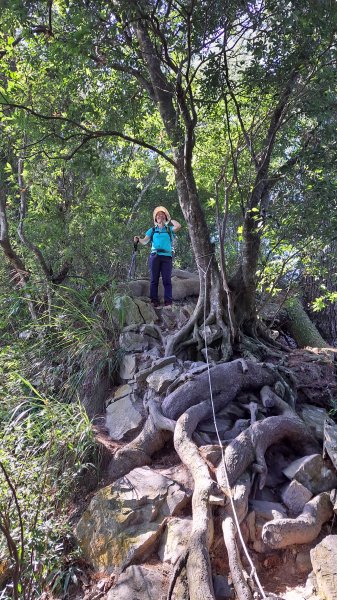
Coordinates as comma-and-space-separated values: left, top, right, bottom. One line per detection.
0, 379, 97, 599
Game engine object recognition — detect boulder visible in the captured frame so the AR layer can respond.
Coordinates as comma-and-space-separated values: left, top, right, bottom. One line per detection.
135, 356, 177, 384
127, 272, 199, 300
114, 295, 145, 326
75, 466, 189, 572
106, 383, 136, 407
198, 445, 223, 467
140, 323, 161, 340
283, 454, 337, 495
310, 535, 337, 600
198, 417, 232, 434
157, 463, 194, 495
133, 298, 158, 323
170, 275, 199, 299
160, 305, 181, 329
331, 489, 337, 514
178, 304, 195, 326
295, 549, 312, 574
281, 480, 313, 514
106, 395, 143, 441
299, 404, 330, 441
119, 354, 136, 380
324, 417, 337, 472
249, 500, 287, 521
172, 269, 198, 279
119, 330, 150, 352
158, 517, 192, 564
107, 565, 164, 600
126, 279, 149, 299
247, 501, 287, 544
146, 363, 182, 393
119, 324, 160, 353
304, 571, 321, 600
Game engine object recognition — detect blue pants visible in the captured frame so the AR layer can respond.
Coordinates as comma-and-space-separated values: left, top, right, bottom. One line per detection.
149, 254, 172, 303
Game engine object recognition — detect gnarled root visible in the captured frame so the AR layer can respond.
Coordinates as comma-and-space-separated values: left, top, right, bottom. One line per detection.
217, 472, 254, 600
147, 398, 176, 432
218, 413, 319, 492
262, 492, 333, 549
107, 414, 171, 481
260, 385, 293, 415
221, 514, 253, 600
162, 359, 278, 421
173, 401, 223, 600
165, 295, 203, 357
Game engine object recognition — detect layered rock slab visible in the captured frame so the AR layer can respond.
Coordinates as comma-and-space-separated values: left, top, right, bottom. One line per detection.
310, 535, 337, 600
283, 454, 337, 495
107, 565, 164, 600
75, 466, 189, 572
158, 517, 192, 564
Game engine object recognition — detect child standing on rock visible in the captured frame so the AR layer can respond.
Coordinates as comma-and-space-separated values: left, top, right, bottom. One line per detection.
134, 206, 181, 307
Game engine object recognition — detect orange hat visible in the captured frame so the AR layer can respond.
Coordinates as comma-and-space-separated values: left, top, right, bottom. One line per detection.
153, 206, 170, 224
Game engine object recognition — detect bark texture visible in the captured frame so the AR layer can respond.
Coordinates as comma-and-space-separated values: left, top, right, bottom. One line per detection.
262, 493, 333, 549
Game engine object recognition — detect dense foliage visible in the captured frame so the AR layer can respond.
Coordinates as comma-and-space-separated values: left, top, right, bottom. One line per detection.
0, 345, 97, 598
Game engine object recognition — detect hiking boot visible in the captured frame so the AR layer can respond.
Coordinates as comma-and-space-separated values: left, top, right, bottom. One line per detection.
151, 300, 160, 307
164, 301, 172, 307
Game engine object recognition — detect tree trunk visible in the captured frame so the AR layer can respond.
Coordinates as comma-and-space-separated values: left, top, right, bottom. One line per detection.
285, 297, 328, 348
132, 10, 228, 355
0, 186, 29, 286
303, 244, 337, 346
0, 181, 37, 320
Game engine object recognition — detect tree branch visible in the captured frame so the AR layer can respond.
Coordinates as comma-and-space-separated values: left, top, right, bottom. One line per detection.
0, 98, 177, 166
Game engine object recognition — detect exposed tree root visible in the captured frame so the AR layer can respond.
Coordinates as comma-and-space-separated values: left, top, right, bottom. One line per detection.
107, 415, 171, 481
216, 472, 255, 599
262, 492, 333, 549
218, 472, 252, 523
165, 295, 204, 357
222, 514, 253, 600
147, 399, 176, 432
241, 334, 284, 360
164, 281, 228, 358
104, 352, 332, 599
218, 413, 319, 491
173, 402, 224, 600
264, 364, 298, 408
260, 385, 294, 415
165, 364, 209, 396
222, 419, 250, 440
162, 359, 278, 421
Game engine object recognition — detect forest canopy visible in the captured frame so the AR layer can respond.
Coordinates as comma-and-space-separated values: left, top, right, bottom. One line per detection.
0, 0, 336, 322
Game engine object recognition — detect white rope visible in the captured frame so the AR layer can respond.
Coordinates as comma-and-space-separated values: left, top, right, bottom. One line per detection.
198, 257, 267, 600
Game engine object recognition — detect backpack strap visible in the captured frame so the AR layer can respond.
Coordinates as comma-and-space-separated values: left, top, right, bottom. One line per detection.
149, 226, 156, 243
165, 224, 173, 242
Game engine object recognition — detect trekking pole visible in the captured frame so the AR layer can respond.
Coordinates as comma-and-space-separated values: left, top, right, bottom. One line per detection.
128, 240, 139, 279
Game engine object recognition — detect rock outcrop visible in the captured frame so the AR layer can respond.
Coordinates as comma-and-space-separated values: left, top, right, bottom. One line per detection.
76, 466, 190, 572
